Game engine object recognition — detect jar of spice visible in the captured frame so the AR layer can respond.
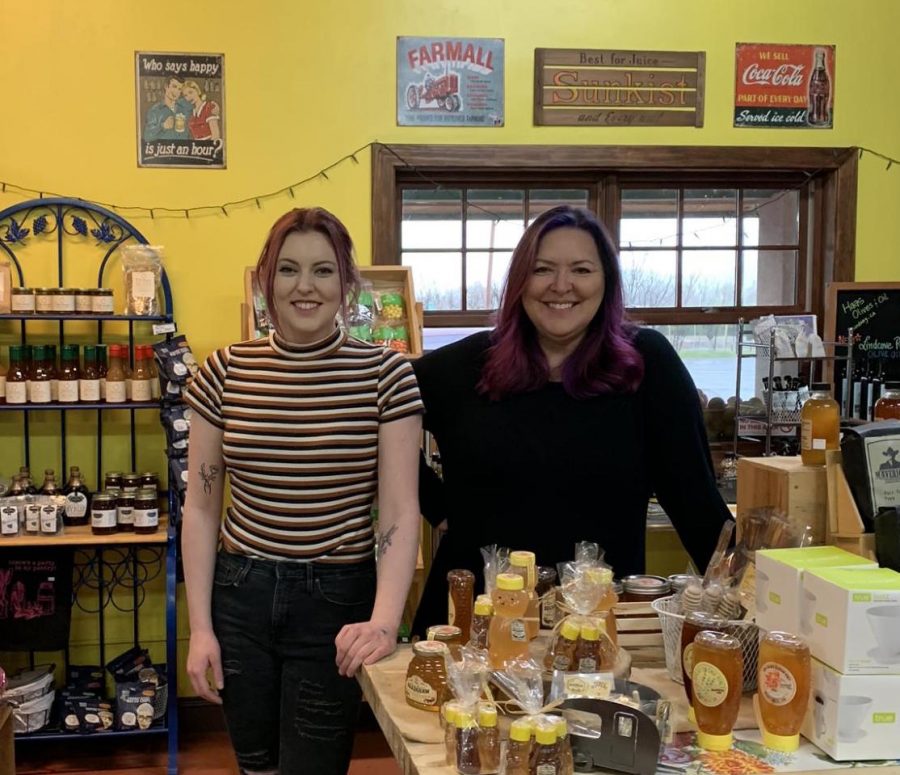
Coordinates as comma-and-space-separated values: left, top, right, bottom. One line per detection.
35, 288, 57, 314
53, 288, 77, 313
405, 640, 449, 712
10, 287, 35, 314
75, 289, 94, 314
92, 288, 115, 314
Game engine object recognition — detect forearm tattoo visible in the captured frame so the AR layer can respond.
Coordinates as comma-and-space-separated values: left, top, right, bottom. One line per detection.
200, 463, 220, 496
376, 524, 398, 561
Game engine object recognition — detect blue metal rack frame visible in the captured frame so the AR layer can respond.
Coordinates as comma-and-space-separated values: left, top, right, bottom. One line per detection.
0, 197, 180, 775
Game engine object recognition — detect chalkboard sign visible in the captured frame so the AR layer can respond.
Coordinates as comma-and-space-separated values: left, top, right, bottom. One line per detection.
826, 281, 900, 380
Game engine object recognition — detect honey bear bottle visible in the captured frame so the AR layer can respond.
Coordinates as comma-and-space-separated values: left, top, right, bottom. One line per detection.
488, 573, 530, 668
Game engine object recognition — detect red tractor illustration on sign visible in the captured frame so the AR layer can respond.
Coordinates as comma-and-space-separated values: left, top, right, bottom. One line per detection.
406, 73, 461, 111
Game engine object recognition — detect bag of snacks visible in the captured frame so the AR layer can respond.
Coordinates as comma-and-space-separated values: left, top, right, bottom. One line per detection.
121, 245, 163, 316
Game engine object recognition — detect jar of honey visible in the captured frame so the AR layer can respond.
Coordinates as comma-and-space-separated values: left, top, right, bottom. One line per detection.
692, 630, 743, 751
874, 382, 900, 421
800, 383, 839, 466
447, 569, 475, 643
680, 611, 727, 722
405, 640, 449, 711
133, 487, 159, 534
757, 631, 810, 752
426, 624, 463, 661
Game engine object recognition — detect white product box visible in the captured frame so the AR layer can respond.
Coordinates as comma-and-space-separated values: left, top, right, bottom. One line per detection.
802, 658, 900, 760
754, 546, 876, 636
802, 566, 900, 674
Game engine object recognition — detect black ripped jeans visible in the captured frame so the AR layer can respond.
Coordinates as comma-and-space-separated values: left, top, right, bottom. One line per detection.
211, 550, 376, 774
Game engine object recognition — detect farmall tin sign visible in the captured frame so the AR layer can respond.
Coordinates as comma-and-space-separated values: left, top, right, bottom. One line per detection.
397, 37, 504, 127
734, 43, 835, 129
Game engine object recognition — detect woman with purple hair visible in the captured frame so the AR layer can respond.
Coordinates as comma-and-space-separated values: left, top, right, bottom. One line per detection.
412, 205, 731, 635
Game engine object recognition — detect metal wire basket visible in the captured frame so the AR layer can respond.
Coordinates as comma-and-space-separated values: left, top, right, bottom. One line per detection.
651, 594, 760, 692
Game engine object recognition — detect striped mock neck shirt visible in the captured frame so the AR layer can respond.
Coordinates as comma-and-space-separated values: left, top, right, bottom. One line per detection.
184, 327, 423, 563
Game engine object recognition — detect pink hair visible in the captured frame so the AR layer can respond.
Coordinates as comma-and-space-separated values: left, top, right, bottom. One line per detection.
478, 206, 644, 400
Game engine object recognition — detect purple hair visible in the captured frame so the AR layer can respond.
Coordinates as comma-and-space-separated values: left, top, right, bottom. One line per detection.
478, 205, 644, 400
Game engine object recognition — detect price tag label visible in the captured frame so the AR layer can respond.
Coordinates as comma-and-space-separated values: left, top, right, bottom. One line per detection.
152, 323, 176, 335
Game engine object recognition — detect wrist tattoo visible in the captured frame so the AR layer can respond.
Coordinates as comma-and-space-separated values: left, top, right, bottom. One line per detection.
376, 524, 398, 560
200, 463, 220, 496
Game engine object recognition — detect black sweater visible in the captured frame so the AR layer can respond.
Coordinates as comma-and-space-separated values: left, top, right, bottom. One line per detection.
411, 328, 731, 635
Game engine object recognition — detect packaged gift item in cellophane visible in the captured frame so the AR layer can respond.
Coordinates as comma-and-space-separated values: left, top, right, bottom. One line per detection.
544, 559, 617, 675
121, 244, 164, 316
371, 286, 411, 353
347, 285, 376, 343
443, 648, 498, 773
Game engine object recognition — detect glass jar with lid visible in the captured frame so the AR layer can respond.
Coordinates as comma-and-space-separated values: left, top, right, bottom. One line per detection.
91, 492, 118, 535
92, 288, 115, 314
53, 288, 77, 313
134, 487, 159, 534
75, 289, 95, 314
620, 575, 671, 602
405, 640, 449, 711
35, 288, 57, 314
10, 287, 35, 314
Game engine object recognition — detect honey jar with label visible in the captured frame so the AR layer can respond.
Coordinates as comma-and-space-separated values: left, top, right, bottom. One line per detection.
405, 640, 449, 712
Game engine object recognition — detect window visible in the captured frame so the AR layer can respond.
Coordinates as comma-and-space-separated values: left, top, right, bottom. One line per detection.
373, 145, 858, 396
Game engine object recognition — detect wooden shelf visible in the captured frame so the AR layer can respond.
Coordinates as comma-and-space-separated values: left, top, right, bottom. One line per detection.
2, 517, 169, 547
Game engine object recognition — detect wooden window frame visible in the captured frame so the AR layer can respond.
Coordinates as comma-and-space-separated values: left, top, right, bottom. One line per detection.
372, 143, 858, 328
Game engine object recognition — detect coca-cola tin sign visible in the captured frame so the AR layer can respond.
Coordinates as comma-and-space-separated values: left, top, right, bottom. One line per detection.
734, 43, 834, 129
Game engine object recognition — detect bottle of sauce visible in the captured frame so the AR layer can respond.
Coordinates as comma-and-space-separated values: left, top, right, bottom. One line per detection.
488, 572, 530, 667
531, 722, 561, 775
63, 465, 91, 527
680, 610, 727, 722
476, 704, 500, 774
45, 345, 59, 402
124, 346, 134, 400
39, 469, 59, 495
79, 345, 101, 402
0, 352, 5, 404
470, 594, 492, 649
5, 345, 27, 405
509, 550, 539, 639
105, 344, 127, 403
454, 710, 481, 775
91, 492, 118, 535
504, 719, 532, 775
536, 566, 559, 630
691, 630, 743, 751
546, 618, 580, 672
147, 344, 161, 400
28, 345, 52, 404
133, 487, 160, 534
132, 346, 152, 402
555, 717, 574, 775
96, 344, 108, 401
757, 631, 810, 752
800, 383, 839, 466
58, 344, 80, 403
447, 568, 475, 643
874, 381, 900, 421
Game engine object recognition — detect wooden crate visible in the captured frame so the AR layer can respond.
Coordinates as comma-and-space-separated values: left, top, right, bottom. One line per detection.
241, 265, 423, 357
736, 455, 827, 546
614, 600, 665, 667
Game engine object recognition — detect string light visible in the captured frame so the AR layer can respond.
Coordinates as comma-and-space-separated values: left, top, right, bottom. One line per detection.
0, 144, 896, 221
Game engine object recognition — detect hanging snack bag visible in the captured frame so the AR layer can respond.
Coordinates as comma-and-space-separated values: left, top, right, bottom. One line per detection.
121, 245, 164, 316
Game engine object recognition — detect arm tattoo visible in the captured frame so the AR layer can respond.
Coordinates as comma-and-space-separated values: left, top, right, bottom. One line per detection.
199, 463, 220, 496
376, 524, 398, 561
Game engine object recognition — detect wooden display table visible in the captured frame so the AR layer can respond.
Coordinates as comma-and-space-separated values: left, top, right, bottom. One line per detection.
358, 646, 900, 775
1, 517, 169, 548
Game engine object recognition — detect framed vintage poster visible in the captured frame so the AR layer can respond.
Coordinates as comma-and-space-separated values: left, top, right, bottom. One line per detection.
135, 51, 226, 168
734, 43, 835, 129
397, 37, 504, 127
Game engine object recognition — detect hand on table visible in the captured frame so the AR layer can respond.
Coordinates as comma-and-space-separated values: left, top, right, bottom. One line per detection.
335, 620, 398, 677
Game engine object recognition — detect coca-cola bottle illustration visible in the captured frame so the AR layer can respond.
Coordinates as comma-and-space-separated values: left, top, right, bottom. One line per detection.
807, 48, 831, 127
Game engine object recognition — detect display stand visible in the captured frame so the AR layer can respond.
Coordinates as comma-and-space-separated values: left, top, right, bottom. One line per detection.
824, 449, 876, 560
0, 198, 179, 775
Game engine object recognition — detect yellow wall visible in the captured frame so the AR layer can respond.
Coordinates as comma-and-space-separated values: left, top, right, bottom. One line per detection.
2, 0, 900, 695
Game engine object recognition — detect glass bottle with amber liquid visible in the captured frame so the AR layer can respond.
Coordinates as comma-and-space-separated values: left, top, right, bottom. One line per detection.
692, 630, 743, 751
63, 465, 91, 526
681, 610, 727, 722
58, 345, 80, 403
875, 382, 900, 421
800, 383, 839, 466
470, 594, 492, 649
79, 345, 101, 403
454, 710, 480, 775
757, 631, 810, 752
5, 345, 27, 405
45, 344, 59, 402
39, 469, 59, 496
18, 466, 37, 495
28, 345, 52, 404
447, 568, 475, 643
